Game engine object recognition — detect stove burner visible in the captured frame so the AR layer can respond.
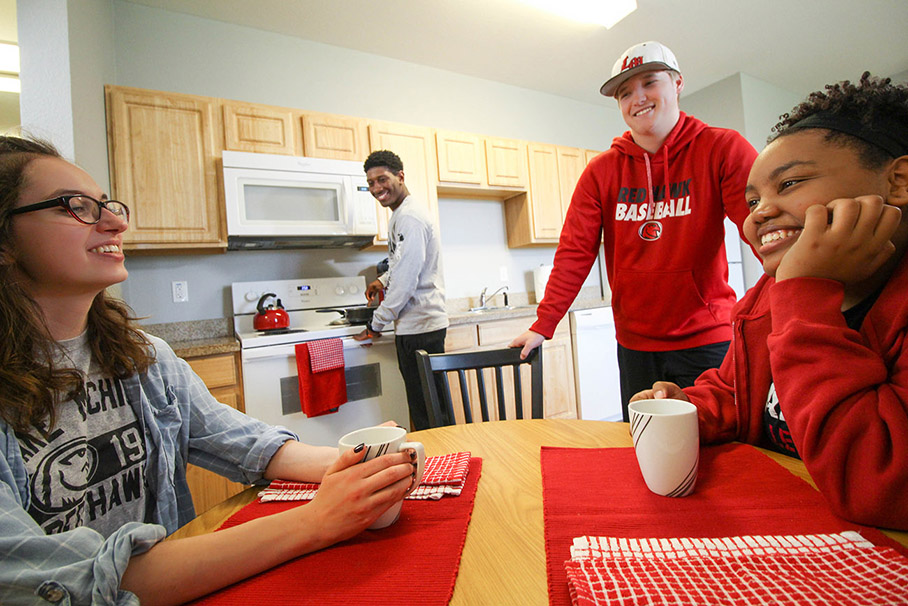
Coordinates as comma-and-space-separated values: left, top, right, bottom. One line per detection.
255, 327, 308, 336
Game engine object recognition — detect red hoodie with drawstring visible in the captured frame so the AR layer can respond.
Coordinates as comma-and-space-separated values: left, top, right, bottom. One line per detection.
531, 112, 757, 351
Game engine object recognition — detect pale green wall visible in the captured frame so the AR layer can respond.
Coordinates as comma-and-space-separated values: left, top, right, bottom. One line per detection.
19, 0, 623, 323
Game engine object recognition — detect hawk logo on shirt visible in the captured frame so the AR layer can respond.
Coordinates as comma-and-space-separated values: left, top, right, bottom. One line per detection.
638, 221, 662, 241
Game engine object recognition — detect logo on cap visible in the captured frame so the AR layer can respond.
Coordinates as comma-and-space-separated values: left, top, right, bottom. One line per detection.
621, 55, 644, 73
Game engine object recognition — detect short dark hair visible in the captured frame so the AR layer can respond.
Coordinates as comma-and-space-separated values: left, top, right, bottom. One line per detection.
770, 72, 908, 170
364, 150, 404, 174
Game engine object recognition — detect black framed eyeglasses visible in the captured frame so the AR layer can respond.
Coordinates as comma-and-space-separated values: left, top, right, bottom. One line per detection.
9, 195, 130, 225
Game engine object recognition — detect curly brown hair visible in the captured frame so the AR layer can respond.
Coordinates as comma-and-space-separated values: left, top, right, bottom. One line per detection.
770, 71, 908, 169
0, 135, 154, 433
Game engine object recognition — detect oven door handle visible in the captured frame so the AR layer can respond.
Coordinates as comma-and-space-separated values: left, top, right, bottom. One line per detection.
240, 335, 393, 361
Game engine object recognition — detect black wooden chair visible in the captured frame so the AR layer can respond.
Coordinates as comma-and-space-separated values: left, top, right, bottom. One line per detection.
415, 346, 543, 427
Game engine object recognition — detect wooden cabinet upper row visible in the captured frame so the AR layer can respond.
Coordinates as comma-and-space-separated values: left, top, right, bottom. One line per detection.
106, 86, 439, 251
435, 130, 529, 195
435, 129, 599, 247
105, 85, 599, 251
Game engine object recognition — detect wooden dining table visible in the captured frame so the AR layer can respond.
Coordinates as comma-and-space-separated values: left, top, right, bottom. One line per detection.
169, 419, 908, 605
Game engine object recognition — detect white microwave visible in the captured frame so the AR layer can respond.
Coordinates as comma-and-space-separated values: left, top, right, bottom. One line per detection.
222, 151, 378, 249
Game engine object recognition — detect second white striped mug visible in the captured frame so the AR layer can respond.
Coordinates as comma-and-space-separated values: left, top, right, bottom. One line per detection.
628, 399, 699, 497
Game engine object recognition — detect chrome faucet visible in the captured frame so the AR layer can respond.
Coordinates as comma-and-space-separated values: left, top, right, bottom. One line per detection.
479, 285, 509, 308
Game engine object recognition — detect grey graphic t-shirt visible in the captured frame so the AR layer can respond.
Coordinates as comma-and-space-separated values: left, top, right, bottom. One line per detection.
16, 332, 147, 538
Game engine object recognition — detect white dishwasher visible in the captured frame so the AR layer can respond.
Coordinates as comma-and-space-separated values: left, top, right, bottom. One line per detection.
569, 306, 623, 421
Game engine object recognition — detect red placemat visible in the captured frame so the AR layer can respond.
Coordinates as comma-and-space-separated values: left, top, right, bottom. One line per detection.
542, 444, 906, 606
189, 458, 481, 605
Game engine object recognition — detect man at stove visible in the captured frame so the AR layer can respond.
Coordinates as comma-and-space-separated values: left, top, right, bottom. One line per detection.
354, 150, 450, 430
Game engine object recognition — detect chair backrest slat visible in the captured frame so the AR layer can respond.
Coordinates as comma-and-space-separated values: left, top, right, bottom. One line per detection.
494, 366, 507, 419
440, 372, 455, 424
513, 364, 524, 420
476, 369, 490, 422
457, 369, 472, 423
415, 347, 543, 427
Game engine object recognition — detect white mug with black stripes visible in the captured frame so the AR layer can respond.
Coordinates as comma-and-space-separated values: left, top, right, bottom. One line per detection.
338, 425, 426, 528
628, 399, 699, 497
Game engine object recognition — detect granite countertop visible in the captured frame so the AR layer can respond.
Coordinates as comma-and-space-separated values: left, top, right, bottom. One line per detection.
141, 287, 610, 358
141, 318, 240, 359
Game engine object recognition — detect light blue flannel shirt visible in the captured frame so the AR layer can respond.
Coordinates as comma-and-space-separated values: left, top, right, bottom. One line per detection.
0, 335, 297, 605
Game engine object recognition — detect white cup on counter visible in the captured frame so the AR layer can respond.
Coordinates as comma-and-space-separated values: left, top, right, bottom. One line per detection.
338, 425, 426, 529
628, 399, 699, 498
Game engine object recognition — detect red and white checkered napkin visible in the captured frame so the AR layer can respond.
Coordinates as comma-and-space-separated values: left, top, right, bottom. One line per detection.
564, 532, 908, 605
259, 451, 471, 503
407, 451, 471, 500
307, 338, 344, 373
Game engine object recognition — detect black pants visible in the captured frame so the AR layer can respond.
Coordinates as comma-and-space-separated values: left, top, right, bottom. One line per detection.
616, 341, 730, 422
395, 327, 447, 431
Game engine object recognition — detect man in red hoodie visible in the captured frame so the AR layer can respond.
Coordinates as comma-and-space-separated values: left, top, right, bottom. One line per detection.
510, 41, 757, 421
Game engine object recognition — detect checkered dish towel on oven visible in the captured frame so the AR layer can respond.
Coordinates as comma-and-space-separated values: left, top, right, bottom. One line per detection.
260, 451, 472, 502
564, 531, 908, 605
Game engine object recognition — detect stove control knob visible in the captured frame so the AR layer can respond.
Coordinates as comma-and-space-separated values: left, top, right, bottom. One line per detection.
245, 291, 259, 302
348, 284, 359, 295
335, 286, 345, 296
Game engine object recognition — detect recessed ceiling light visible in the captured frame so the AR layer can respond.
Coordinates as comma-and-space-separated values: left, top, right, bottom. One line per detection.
516, 0, 637, 28
0, 42, 20, 75
0, 75, 20, 94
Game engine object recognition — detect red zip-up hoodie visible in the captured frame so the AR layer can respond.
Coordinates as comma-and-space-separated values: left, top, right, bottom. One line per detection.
531, 113, 757, 351
686, 265, 908, 530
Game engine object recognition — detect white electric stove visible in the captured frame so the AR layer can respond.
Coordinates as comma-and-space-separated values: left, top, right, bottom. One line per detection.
231, 277, 409, 446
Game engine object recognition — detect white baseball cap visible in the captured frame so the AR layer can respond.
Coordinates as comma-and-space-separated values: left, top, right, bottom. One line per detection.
600, 41, 681, 97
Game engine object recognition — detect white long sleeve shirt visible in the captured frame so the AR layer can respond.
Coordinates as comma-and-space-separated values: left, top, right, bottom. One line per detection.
370, 196, 448, 336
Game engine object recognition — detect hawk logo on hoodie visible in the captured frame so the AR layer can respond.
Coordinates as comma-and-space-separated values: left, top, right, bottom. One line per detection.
638, 221, 662, 241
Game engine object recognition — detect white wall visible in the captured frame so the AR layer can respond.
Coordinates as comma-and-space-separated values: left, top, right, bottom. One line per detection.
103, 1, 618, 323
109, 2, 622, 149
683, 73, 802, 291
17, 0, 76, 158
739, 73, 802, 153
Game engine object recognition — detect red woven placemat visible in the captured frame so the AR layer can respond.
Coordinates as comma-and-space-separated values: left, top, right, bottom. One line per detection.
542, 444, 905, 606
189, 458, 481, 605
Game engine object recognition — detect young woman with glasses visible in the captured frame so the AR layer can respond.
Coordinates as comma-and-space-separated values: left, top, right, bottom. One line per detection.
0, 136, 416, 605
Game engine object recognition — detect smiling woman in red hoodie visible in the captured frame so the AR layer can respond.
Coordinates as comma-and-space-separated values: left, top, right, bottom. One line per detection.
634, 73, 908, 531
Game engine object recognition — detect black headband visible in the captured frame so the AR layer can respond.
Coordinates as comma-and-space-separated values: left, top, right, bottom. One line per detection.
790, 112, 908, 158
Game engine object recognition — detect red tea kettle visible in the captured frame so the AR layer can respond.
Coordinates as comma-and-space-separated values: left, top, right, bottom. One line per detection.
253, 292, 290, 331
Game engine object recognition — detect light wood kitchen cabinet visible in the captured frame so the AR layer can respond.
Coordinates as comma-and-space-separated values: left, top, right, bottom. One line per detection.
183, 352, 247, 514
539, 322, 579, 419
301, 112, 369, 161
485, 137, 529, 189
526, 143, 563, 241
368, 120, 439, 245
585, 149, 601, 165
436, 130, 485, 185
222, 101, 298, 155
435, 131, 531, 201
556, 146, 587, 221
105, 86, 225, 251
504, 143, 561, 246
504, 144, 597, 248
443, 317, 577, 422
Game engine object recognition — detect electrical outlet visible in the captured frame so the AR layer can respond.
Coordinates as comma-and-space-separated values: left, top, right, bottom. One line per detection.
172, 281, 189, 303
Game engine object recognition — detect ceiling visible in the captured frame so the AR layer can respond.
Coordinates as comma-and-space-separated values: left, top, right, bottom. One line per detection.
124, 0, 908, 106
